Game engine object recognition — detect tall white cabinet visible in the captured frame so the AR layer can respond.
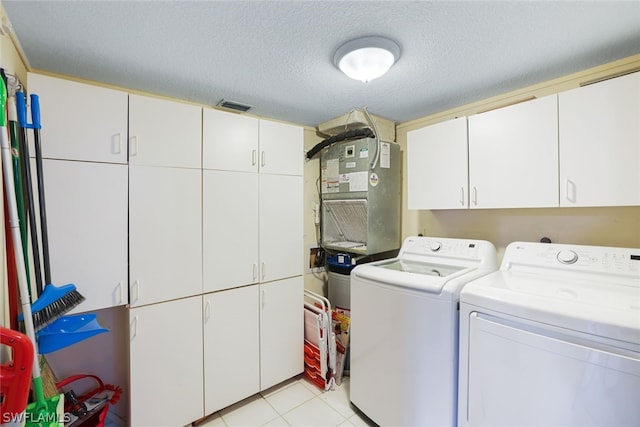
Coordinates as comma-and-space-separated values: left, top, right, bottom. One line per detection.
559, 71, 640, 207
29, 73, 306, 426
202, 107, 304, 409
127, 94, 204, 427
27, 73, 129, 312
127, 94, 203, 307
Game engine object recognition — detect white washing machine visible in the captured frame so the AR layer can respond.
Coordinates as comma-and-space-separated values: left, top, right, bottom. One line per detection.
350, 236, 498, 427
458, 241, 640, 427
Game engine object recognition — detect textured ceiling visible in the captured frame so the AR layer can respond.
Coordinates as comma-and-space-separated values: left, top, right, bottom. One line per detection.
4, 1, 640, 127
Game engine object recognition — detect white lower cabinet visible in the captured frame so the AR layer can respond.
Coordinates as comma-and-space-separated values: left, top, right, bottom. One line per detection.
259, 276, 304, 391
203, 285, 260, 414
130, 279, 303, 424
129, 296, 204, 427
203, 278, 303, 414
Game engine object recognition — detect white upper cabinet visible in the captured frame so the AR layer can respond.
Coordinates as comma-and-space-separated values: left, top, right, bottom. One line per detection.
468, 95, 559, 209
128, 94, 202, 168
407, 117, 469, 209
27, 73, 128, 164
203, 108, 259, 172
558, 72, 640, 207
129, 166, 202, 307
258, 119, 304, 176
203, 108, 303, 176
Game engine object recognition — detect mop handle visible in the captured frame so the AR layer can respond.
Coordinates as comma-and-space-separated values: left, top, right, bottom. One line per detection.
15, 91, 37, 129
30, 94, 41, 129
28, 93, 52, 284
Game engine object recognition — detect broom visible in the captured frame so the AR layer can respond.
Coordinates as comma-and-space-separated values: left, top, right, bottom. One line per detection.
2, 75, 65, 426
15, 91, 85, 331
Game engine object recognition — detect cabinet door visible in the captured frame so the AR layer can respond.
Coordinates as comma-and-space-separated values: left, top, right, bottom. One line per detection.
129, 296, 204, 426
259, 119, 303, 176
559, 72, 640, 207
259, 277, 304, 391
259, 174, 303, 283
129, 94, 202, 169
203, 286, 260, 414
202, 108, 259, 172
129, 166, 202, 306
42, 159, 128, 312
203, 170, 259, 292
468, 95, 559, 208
407, 117, 469, 209
27, 73, 128, 164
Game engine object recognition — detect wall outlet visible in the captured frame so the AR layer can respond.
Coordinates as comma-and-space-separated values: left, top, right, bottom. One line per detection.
309, 247, 325, 268
306, 246, 326, 274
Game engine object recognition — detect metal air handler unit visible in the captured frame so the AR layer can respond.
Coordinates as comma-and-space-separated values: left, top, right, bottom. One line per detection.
320, 137, 401, 257
308, 109, 402, 311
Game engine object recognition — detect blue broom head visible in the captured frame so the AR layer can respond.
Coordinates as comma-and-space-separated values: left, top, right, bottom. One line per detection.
18, 283, 86, 330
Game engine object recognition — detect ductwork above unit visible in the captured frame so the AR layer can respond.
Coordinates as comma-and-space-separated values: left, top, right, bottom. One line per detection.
317, 108, 396, 142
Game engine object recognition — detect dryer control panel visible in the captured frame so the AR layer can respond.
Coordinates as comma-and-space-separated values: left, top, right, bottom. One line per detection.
504, 241, 640, 276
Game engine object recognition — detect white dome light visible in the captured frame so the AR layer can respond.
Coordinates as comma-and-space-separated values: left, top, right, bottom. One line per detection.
334, 36, 401, 83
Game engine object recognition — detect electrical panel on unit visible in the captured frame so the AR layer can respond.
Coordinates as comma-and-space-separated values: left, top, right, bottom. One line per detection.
320, 137, 401, 255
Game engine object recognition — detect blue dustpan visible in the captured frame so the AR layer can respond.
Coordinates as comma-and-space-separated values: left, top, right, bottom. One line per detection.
36, 313, 109, 354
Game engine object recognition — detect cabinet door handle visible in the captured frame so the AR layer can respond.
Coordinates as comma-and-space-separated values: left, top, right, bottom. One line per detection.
261, 289, 266, 310
261, 262, 266, 281
131, 279, 140, 303
129, 136, 138, 156
252, 149, 257, 166
253, 263, 257, 282
204, 300, 211, 321
472, 187, 478, 206
460, 187, 465, 206
131, 316, 138, 340
261, 151, 266, 168
112, 133, 122, 155
118, 281, 124, 305
565, 179, 576, 203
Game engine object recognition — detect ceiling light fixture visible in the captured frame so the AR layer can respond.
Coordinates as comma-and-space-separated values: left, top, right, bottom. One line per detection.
334, 36, 401, 83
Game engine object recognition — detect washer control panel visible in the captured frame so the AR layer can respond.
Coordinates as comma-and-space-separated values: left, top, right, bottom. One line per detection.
506, 241, 640, 275
400, 236, 496, 262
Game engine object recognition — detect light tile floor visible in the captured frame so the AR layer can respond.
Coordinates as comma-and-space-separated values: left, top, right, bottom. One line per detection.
194, 375, 377, 427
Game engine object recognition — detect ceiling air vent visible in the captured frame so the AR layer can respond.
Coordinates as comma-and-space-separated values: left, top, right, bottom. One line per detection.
217, 99, 252, 113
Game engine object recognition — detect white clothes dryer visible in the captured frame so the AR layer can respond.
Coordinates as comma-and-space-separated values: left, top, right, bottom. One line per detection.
350, 236, 497, 427
458, 241, 640, 427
